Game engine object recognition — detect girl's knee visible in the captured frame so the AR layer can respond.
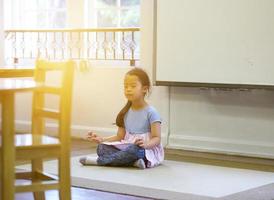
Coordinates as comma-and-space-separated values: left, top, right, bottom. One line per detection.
97, 143, 107, 155
126, 144, 140, 151
125, 144, 145, 159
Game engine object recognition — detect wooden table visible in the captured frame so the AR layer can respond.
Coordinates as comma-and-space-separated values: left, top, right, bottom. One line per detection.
0, 66, 34, 77
0, 78, 40, 200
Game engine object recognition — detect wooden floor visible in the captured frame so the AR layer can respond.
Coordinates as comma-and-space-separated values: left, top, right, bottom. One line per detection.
16, 187, 153, 200
15, 138, 274, 200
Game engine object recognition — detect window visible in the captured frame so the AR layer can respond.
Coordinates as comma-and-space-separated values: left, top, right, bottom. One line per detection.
84, 0, 141, 66
86, 0, 140, 28
4, 0, 66, 29
4, 0, 67, 65
4, 0, 140, 66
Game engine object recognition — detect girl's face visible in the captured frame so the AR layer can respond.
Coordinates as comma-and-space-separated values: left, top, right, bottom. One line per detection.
124, 75, 148, 102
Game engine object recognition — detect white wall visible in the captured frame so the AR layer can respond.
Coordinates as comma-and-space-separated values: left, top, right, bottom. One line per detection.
169, 87, 274, 158
151, 0, 274, 158
15, 67, 131, 135
0, 0, 4, 65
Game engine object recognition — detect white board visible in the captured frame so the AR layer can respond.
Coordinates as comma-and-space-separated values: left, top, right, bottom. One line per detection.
154, 0, 274, 88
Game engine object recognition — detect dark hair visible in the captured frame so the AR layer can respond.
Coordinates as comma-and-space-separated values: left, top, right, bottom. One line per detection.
115, 67, 151, 127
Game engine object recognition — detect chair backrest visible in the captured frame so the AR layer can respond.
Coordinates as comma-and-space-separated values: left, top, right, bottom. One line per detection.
31, 59, 75, 143
0, 68, 34, 78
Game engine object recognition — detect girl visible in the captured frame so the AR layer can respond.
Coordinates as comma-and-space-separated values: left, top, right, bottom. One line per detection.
79, 68, 164, 169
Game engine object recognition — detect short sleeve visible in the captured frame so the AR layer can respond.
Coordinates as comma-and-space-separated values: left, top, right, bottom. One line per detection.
148, 107, 162, 124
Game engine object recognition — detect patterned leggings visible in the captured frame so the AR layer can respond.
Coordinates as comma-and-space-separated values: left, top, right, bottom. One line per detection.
96, 143, 145, 167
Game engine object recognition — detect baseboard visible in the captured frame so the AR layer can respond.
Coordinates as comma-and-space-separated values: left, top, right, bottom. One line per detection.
168, 134, 274, 159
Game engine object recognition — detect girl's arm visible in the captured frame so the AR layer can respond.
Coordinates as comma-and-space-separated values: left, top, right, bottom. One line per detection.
86, 127, 126, 143
102, 127, 126, 142
135, 122, 161, 149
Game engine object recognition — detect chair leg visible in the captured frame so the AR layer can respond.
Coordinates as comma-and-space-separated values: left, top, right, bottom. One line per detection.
33, 192, 46, 200
1, 94, 15, 200
0, 152, 2, 200
32, 158, 46, 200
58, 157, 71, 200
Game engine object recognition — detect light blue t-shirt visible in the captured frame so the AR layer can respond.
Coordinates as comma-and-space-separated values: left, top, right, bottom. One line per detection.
124, 105, 161, 134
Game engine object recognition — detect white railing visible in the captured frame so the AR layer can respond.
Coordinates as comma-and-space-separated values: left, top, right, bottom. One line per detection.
4, 28, 140, 66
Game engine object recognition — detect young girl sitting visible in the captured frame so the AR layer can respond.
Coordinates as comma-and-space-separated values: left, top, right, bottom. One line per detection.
79, 67, 164, 169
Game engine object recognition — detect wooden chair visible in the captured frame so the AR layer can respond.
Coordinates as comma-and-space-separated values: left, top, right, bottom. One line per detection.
14, 59, 75, 199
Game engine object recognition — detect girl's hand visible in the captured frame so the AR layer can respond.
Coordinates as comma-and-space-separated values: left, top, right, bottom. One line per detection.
134, 138, 147, 148
86, 131, 103, 144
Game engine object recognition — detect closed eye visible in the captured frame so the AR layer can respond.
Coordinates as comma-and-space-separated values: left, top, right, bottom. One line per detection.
124, 84, 136, 88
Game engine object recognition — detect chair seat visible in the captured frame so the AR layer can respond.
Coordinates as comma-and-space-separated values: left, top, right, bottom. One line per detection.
2, 134, 61, 160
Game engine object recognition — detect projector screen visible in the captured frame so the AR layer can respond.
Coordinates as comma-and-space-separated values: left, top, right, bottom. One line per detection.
153, 0, 274, 88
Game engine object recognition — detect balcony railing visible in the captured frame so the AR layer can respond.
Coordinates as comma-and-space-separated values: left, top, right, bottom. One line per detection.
4, 28, 140, 66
